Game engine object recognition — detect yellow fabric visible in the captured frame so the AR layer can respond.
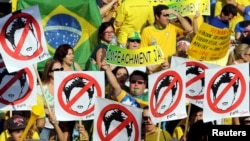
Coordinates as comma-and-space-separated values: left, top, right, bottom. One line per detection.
172, 126, 185, 139
0, 130, 40, 141
146, 128, 172, 141
141, 24, 183, 59
188, 47, 231, 66
222, 117, 233, 125
36, 94, 46, 118
116, 90, 148, 108
214, 0, 250, 34
115, 0, 154, 44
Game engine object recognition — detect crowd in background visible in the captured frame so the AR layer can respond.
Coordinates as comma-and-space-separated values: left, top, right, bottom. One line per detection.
1, 0, 250, 141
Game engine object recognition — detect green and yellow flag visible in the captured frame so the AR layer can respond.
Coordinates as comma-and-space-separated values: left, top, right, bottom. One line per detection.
17, 0, 102, 71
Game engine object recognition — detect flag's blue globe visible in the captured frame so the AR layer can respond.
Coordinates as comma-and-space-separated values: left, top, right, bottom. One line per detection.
44, 14, 81, 49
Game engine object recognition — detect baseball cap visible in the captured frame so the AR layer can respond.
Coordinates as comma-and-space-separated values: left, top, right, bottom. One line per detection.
244, 5, 250, 20
7, 115, 27, 130
128, 31, 141, 40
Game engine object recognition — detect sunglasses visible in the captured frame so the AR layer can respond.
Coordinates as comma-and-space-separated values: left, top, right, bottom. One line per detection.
129, 39, 140, 43
143, 116, 151, 121
51, 68, 64, 72
163, 14, 169, 17
130, 80, 145, 85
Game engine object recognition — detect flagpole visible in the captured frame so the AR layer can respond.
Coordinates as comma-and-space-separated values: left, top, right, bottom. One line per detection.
183, 103, 191, 140
33, 64, 52, 114
157, 119, 162, 141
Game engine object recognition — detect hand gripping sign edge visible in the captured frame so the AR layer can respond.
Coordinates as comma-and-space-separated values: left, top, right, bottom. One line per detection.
97, 104, 139, 141
150, 70, 183, 118
58, 73, 102, 116
206, 67, 246, 114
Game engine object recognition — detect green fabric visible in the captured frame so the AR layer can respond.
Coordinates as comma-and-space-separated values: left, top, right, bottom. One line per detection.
85, 57, 99, 71
17, 0, 102, 71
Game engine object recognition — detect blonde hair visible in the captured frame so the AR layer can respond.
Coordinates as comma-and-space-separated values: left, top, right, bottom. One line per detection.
227, 43, 250, 65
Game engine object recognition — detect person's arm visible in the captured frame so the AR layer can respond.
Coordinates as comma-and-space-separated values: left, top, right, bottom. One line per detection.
99, 0, 118, 18
101, 61, 121, 97
96, 48, 106, 69
167, 9, 193, 32
77, 124, 89, 141
226, 0, 245, 14
193, 11, 200, 34
48, 113, 66, 141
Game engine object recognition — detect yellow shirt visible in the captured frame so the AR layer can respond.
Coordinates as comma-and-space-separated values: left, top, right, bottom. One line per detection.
141, 24, 183, 59
0, 130, 40, 141
115, 0, 154, 44
146, 128, 172, 141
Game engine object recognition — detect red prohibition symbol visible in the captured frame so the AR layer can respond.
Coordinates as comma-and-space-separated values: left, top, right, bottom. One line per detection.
97, 104, 139, 141
206, 67, 246, 113
0, 12, 43, 60
186, 61, 207, 100
58, 73, 102, 116
0, 61, 34, 105
150, 70, 183, 118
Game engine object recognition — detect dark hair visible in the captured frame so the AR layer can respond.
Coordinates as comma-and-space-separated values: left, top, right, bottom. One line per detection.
211, 72, 239, 100
187, 120, 213, 141
129, 70, 148, 87
221, 4, 237, 16
153, 4, 169, 19
112, 66, 128, 76
186, 66, 205, 87
41, 59, 61, 84
53, 44, 73, 63
98, 21, 114, 43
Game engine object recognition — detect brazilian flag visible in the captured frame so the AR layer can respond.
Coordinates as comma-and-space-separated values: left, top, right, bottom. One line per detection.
17, 0, 102, 71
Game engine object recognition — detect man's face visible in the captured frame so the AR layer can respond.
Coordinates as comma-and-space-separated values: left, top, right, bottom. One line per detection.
13, 26, 39, 56
129, 75, 146, 96
156, 10, 170, 26
0, 68, 28, 103
186, 73, 203, 97
214, 83, 236, 110
143, 109, 155, 133
10, 129, 24, 141
221, 13, 234, 22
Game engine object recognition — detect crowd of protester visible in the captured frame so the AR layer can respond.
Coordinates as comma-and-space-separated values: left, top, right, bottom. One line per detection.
1, 0, 250, 141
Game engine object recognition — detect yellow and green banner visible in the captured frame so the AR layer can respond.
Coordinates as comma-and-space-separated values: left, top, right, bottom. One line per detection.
188, 23, 231, 61
106, 45, 165, 66
17, 0, 102, 71
149, 0, 210, 16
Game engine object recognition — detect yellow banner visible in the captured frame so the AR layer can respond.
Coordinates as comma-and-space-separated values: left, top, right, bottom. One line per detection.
149, 0, 210, 16
106, 45, 165, 66
187, 23, 231, 61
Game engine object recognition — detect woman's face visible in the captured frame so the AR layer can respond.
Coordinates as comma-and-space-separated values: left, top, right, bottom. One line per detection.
115, 68, 128, 86
102, 26, 114, 43
49, 61, 63, 78
242, 48, 250, 62
63, 49, 74, 65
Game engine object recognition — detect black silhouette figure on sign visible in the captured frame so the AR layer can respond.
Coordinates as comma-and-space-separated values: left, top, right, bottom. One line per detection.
5, 12, 39, 57
186, 66, 204, 97
211, 72, 239, 111
103, 108, 133, 140
0, 66, 28, 103
63, 77, 94, 113
154, 75, 178, 114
